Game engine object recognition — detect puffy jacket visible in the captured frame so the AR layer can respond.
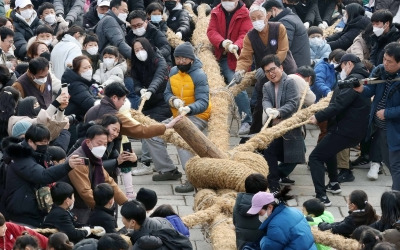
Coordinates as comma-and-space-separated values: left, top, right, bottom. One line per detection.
327, 15, 370, 51
51, 34, 83, 79
10, 10, 41, 59
93, 60, 127, 85
312, 58, 337, 102
95, 10, 132, 59
306, 211, 334, 250
233, 193, 263, 250
0, 222, 48, 250
83, 1, 100, 30
363, 64, 400, 151
259, 204, 317, 250
167, 8, 193, 41
346, 33, 370, 61
270, 7, 310, 67
2, 141, 72, 227
164, 58, 211, 121
207, 2, 252, 70
88, 206, 117, 234
165, 215, 190, 237
288, 0, 321, 26
370, 24, 400, 66
318, 0, 336, 25
53, 0, 84, 25
62, 68, 96, 121
310, 42, 331, 65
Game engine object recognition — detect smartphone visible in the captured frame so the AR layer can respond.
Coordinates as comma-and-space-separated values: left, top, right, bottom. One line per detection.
122, 142, 132, 153
61, 83, 69, 95
79, 157, 89, 166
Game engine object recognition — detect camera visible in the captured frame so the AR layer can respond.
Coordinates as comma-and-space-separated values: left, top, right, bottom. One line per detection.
338, 77, 361, 89
67, 114, 79, 125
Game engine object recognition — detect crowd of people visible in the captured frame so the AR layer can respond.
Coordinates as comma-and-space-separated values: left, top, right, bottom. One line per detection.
0, 0, 398, 249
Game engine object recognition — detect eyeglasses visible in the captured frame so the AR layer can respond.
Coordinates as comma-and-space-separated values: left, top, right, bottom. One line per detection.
175, 57, 190, 63
264, 67, 277, 75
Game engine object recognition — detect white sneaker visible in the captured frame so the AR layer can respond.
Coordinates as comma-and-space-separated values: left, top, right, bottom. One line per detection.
238, 122, 251, 135
131, 163, 153, 176
367, 162, 380, 180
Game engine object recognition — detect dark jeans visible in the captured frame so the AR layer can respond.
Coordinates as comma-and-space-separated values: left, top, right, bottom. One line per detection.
124, 77, 140, 109
309, 132, 359, 197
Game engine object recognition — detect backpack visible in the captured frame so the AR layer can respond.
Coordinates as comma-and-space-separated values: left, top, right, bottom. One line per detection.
131, 228, 193, 250
35, 186, 53, 213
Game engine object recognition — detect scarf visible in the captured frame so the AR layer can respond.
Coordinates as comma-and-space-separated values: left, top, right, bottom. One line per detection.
81, 140, 105, 186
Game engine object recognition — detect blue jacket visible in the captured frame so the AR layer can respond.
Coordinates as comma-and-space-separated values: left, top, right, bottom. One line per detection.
363, 64, 400, 151
310, 42, 331, 65
259, 204, 317, 250
166, 215, 190, 237
312, 59, 337, 102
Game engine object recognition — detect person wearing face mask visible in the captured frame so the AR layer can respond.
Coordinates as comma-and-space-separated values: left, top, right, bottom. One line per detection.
263, 0, 310, 68
164, 0, 194, 41
95, 0, 132, 60
83, 0, 111, 30
10, 0, 41, 60
37, 3, 60, 35
67, 125, 128, 224
146, 2, 167, 34
0, 26, 15, 63
82, 34, 101, 73
370, 10, 400, 66
12, 57, 53, 109
206, 0, 253, 135
1, 124, 83, 228
308, 53, 371, 207
43, 182, 103, 243
247, 188, 317, 250
308, 26, 331, 66
326, 3, 370, 51
51, 25, 85, 79
53, 0, 85, 27
93, 46, 127, 86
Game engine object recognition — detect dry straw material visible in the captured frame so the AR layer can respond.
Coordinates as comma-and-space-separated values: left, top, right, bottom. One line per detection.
209, 214, 236, 250
166, 28, 184, 48
323, 19, 341, 38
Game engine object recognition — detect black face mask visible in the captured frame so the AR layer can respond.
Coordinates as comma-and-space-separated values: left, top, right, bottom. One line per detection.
40, 51, 51, 61
177, 63, 192, 73
36, 144, 48, 154
165, 1, 177, 11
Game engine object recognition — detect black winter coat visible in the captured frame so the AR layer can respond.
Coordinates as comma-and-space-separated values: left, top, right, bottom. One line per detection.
315, 63, 371, 141
287, 0, 321, 25
167, 9, 193, 42
318, 0, 336, 25
43, 206, 87, 243
126, 23, 172, 65
88, 206, 117, 233
150, 20, 168, 34
62, 68, 96, 121
370, 24, 400, 66
83, 1, 100, 30
327, 15, 370, 51
1, 141, 72, 228
11, 10, 41, 60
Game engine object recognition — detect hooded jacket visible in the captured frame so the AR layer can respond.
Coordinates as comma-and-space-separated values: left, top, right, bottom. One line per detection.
370, 24, 400, 66
51, 34, 83, 79
1, 141, 72, 227
312, 58, 337, 102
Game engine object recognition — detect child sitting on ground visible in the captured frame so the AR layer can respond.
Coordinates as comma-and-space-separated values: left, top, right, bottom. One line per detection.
43, 182, 105, 243
303, 198, 334, 250
309, 26, 332, 66
318, 190, 378, 237
150, 204, 190, 237
13, 233, 40, 250
88, 183, 117, 233
47, 232, 74, 250
136, 188, 158, 215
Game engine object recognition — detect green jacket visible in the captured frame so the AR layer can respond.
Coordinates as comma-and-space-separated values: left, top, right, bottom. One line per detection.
307, 211, 334, 250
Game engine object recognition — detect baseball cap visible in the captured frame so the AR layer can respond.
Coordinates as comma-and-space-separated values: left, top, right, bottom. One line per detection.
335, 53, 361, 71
97, 0, 111, 7
247, 191, 275, 215
15, 0, 33, 8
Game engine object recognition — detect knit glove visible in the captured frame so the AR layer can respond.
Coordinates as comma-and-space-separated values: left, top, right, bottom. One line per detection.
140, 89, 152, 100
140, 88, 147, 96
57, 16, 69, 32
82, 226, 91, 237
318, 23, 325, 29
322, 21, 328, 28
222, 39, 233, 50
305, 216, 314, 222
175, 32, 182, 40
303, 22, 310, 29
233, 70, 245, 83
173, 98, 184, 109
93, 226, 106, 237
318, 222, 332, 231
179, 106, 191, 115
265, 108, 280, 119
255, 68, 265, 82
228, 44, 239, 53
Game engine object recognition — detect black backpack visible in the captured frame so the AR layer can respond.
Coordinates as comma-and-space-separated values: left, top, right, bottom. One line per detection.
131, 228, 193, 250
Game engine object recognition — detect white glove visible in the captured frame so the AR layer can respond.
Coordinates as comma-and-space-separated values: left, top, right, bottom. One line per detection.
173, 98, 184, 109
179, 106, 191, 114
140, 88, 147, 96
318, 23, 325, 29
175, 32, 182, 40
57, 16, 69, 32
222, 39, 233, 50
334, 27, 343, 32
228, 44, 239, 53
322, 21, 328, 28
142, 91, 152, 100
303, 22, 310, 29
93, 226, 106, 237
82, 226, 91, 237
265, 108, 280, 119
233, 70, 245, 83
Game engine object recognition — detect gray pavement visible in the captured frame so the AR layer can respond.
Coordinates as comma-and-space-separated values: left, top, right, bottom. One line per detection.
117, 124, 392, 249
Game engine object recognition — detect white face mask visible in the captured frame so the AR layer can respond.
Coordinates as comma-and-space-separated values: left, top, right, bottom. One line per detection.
98, 13, 105, 19
91, 145, 107, 158
135, 50, 148, 61
340, 69, 347, 80
44, 14, 56, 25
69, 200, 74, 210
103, 58, 116, 70
40, 39, 52, 46
81, 69, 93, 81
33, 76, 47, 85
86, 46, 99, 55
259, 214, 268, 223
132, 26, 146, 36
331, 62, 339, 68
373, 26, 385, 37
21, 8, 34, 20
221, 1, 236, 12
4, 4, 10, 12
252, 20, 265, 32
118, 13, 128, 22
342, 15, 347, 24
309, 37, 324, 47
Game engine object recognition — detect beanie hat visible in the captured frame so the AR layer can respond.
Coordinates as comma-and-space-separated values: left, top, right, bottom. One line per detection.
174, 42, 195, 60
136, 188, 158, 211
12, 120, 32, 138
308, 26, 323, 37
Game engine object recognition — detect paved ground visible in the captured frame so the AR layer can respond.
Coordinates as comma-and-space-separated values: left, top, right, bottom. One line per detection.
117, 124, 392, 249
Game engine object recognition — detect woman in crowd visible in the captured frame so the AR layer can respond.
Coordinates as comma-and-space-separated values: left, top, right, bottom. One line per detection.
370, 191, 400, 232
26, 41, 49, 60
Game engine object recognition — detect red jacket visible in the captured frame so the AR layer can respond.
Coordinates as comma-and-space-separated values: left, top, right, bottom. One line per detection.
207, 3, 253, 71
0, 222, 48, 250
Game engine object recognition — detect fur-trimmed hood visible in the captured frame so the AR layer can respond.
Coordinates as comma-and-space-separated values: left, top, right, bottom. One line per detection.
5, 140, 34, 159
